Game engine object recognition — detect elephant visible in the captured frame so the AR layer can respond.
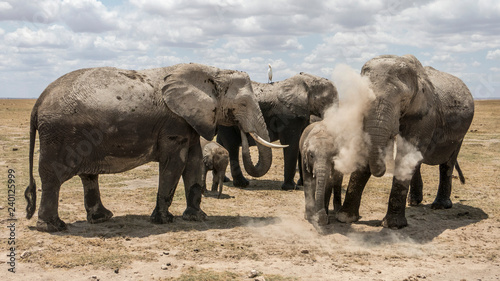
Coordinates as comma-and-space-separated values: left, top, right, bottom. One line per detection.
300, 121, 343, 226
200, 137, 229, 199
24, 63, 284, 232
337, 54, 475, 229
217, 73, 338, 190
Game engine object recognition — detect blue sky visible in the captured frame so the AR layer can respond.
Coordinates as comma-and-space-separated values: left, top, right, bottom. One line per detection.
1, 0, 500, 99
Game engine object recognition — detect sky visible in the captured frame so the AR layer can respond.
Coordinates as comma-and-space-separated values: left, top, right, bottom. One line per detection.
1, 0, 500, 99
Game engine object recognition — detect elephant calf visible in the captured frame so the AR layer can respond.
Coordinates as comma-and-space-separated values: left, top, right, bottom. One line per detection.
200, 138, 229, 199
300, 121, 343, 226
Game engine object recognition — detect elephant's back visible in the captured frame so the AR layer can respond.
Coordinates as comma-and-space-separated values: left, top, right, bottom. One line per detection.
425, 66, 474, 114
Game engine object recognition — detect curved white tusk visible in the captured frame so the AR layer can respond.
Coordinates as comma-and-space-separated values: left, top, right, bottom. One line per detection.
249, 132, 288, 148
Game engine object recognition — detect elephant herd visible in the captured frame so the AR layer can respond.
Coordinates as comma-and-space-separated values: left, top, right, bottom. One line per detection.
25, 54, 474, 232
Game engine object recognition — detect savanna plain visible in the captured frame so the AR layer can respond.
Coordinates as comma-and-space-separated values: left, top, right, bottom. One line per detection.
0, 99, 499, 281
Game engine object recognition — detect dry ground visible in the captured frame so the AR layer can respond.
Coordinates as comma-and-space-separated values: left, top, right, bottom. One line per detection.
0, 99, 499, 281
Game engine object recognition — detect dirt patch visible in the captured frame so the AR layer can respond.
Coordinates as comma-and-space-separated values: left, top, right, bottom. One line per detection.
0, 99, 499, 280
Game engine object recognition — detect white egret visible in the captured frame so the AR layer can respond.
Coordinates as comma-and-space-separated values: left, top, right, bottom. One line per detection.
268, 64, 273, 83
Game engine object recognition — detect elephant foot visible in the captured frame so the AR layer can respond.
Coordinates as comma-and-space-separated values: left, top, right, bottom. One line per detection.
408, 198, 422, 206
309, 209, 329, 226
281, 182, 296, 191
36, 217, 67, 232
296, 178, 304, 187
336, 211, 359, 223
382, 214, 408, 229
150, 209, 174, 224
87, 207, 114, 224
408, 193, 423, 206
223, 176, 231, 183
431, 198, 453, 209
232, 176, 249, 187
182, 207, 207, 221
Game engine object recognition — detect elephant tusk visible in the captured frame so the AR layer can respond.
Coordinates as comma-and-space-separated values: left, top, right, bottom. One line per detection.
249, 132, 288, 148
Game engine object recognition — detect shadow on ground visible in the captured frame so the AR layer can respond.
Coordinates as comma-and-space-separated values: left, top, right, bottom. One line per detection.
43, 215, 282, 238
315, 203, 489, 244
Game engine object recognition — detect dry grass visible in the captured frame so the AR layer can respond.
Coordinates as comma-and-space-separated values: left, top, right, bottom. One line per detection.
0, 99, 499, 280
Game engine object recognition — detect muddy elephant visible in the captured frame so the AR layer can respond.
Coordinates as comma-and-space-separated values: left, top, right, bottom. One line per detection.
217, 73, 338, 190
337, 55, 474, 229
200, 138, 229, 199
300, 121, 343, 226
25, 63, 283, 232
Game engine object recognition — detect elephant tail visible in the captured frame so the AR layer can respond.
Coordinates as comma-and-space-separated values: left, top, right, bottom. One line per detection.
25, 109, 38, 219
455, 161, 465, 184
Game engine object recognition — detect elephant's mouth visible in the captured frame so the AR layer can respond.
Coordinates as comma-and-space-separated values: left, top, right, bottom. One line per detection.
249, 132, 288, 148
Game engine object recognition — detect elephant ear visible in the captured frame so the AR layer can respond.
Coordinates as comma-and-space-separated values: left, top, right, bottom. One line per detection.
277, 75, 309, 117
402, 55, 435, 116
162, 64, 219, 140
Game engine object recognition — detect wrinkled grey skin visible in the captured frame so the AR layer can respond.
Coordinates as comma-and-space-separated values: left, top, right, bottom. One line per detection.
337, 55, 474, 229
217, 73, 338, 190
25, 63, 274, 232
300, 121, 343, 226
200, 138, 229, 199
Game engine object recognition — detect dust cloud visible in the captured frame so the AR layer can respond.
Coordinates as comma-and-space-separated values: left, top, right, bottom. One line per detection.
393, 135, 423, 181
323, 64, 376, 174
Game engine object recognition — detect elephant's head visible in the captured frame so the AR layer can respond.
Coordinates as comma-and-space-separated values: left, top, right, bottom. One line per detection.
361, 55, 434, 177
162, 63, 282, 176
300, 73, 339, 119
275, 73, 338, 121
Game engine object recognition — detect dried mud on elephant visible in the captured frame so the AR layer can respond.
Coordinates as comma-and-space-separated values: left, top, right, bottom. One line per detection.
0, 99, 499, 280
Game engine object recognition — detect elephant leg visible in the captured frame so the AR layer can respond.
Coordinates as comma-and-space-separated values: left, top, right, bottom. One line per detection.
337, 166, 371, 223
279, 124, 304, 190
80, 174, 113, 223
382, 177, 411, 229
217, 171, 225, 199
296, 152, 304, 186
151, 139, 188, 224
201, 165, 208, 194
211, 170, 218, 192
182, 140, 207, 221
217, 126, 248, 187
432, 144, 462, 209
36, 168, 67, 232
408, 163, 423, 206
228, 144, 249, 187
332, 171, 343, 212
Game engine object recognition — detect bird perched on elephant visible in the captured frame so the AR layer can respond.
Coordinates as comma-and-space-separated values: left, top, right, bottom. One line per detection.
25, 63, 284, 232
300, 121, 343, 226
337, 54, 474, 229
217, 73, 338, 190
200, 137, 229, 199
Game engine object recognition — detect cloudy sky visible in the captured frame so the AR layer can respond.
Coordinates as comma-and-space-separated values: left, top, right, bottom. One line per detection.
1, 0, 500, 99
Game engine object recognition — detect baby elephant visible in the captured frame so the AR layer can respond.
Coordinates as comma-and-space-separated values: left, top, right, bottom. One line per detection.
200, 138, 229, 199
299, 121, 343, 226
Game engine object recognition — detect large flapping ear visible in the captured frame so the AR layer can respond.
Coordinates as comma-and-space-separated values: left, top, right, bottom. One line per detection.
401, 55, 435, 116
277, 74, 309, 117
162, 64, 219, 140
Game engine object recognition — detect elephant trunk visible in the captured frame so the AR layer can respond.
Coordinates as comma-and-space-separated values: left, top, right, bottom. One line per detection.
240, 112, 273, 177
314, 165, 328, 211
365, 98, 397, 177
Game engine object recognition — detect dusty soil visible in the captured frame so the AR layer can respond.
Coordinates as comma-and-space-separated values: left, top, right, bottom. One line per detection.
0, 99, 499, 281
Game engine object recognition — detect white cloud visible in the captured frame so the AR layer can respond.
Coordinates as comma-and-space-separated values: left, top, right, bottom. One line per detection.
487, 49, 500, 60
60, 0, 119, 33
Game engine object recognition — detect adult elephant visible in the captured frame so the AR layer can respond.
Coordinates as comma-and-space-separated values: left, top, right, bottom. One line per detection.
25, 63, 283, 232
217, 73, 338, 190
337, 55, 474, 229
